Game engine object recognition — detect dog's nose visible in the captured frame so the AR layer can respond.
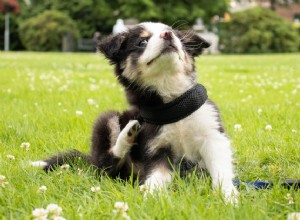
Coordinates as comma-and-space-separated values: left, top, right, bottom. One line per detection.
160, 31, 173, 40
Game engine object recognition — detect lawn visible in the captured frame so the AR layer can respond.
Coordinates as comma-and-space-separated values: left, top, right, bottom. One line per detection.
0, 52, 299, 220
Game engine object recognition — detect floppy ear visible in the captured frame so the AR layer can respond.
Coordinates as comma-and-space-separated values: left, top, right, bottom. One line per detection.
97, 33, 127, 64
177, 31, 210, 56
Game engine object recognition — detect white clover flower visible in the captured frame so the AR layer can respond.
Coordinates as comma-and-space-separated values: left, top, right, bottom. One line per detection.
76, 110, 83, 116
287, 212, 300, 220
60, 164, 70, 170
0, 175, 9, 188
114, 202, 129, 213
20, 142, 30, 151
37, 185, 47, 193
58, 102, 62, 106
91, 186, 100, 192
89, 84, 99, 91
292, 129, 297, 133
285, 193, 294, 205
257, 108, 262, 114
265, 124, 272, 131
113, 202, 130, 219
6, 154, 15, 160
46, 204, 62, 217
32, 208, 48, 220
234, 124, 242, 131
87, 98, 96, 105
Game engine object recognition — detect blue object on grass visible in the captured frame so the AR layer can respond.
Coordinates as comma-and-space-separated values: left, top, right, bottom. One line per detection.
233, 179, 300, 190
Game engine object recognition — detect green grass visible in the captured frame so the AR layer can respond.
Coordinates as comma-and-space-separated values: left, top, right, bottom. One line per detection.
0, 52, 299, 219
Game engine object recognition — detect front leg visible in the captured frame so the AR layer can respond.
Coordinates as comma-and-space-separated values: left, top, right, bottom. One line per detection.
140, 148, 173, 194
110, 120, 141, 158
200, 133, 238, 204
108, 119, 141, 171
92, 115, 140, 178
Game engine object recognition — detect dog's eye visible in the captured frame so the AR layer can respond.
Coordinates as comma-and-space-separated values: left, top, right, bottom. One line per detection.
138, 39, 148, 47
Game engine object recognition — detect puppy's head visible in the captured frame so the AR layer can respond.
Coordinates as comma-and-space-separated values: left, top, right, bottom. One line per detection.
98, 22, 210, 87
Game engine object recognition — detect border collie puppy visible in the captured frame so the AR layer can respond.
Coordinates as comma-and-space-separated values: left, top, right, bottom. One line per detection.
34, 22, 238, 203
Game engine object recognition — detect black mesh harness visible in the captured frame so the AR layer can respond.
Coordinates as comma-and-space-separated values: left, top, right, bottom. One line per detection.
139, 84, 208, 125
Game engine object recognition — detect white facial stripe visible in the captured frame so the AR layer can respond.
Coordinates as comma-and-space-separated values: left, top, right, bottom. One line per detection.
139, 23, 167, 64
139, 40, 161, 64
172, 35, 185, 61
139, 22, 185, 65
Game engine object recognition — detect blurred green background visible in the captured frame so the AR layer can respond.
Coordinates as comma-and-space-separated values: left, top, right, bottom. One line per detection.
0, 0, 300, 53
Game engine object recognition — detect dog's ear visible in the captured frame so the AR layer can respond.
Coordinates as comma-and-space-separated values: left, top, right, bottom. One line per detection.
177, 31, 210, 56
98, 33, 127, 63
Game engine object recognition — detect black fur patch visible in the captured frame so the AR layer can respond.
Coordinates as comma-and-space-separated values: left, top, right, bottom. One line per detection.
206, 99, 225, 133
176, 30, 210, 56
98, 26, 146, 65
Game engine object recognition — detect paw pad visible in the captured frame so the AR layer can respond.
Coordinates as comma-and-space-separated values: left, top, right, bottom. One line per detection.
127, 121, 141, 137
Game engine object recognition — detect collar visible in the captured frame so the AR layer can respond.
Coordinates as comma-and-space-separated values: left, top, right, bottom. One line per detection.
139, 84, 208, 125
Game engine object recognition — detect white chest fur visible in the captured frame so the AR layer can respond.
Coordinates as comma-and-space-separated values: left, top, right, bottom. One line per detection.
148, 101, 224, 162
145, 100, 238, 203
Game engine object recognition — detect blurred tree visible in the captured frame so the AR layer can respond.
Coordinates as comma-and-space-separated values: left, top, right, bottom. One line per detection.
50, 0, 115, 37
111, 0, 227, 27
2, 0, 228, 50
263, 0, 300, 10
219, 7, 299, 53
18, 0, 227, 36
18, 0, 116, 37
19, 10, 79, 51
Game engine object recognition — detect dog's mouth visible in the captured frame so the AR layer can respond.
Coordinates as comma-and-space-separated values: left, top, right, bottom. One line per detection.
147, 44, 178, 66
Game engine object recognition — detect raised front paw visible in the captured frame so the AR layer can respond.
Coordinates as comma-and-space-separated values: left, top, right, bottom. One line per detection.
124, 120, 141, 144
111, 120, 141, 158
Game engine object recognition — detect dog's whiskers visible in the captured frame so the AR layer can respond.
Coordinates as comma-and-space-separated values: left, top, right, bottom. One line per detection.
171, 20, 189, 30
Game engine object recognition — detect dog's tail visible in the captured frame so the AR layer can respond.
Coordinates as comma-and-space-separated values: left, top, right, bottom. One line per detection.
31, 150, 91, 172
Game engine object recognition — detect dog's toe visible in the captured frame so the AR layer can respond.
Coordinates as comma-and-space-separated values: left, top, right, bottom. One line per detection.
126, 120, 141, 138
223, 187, 239, 205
